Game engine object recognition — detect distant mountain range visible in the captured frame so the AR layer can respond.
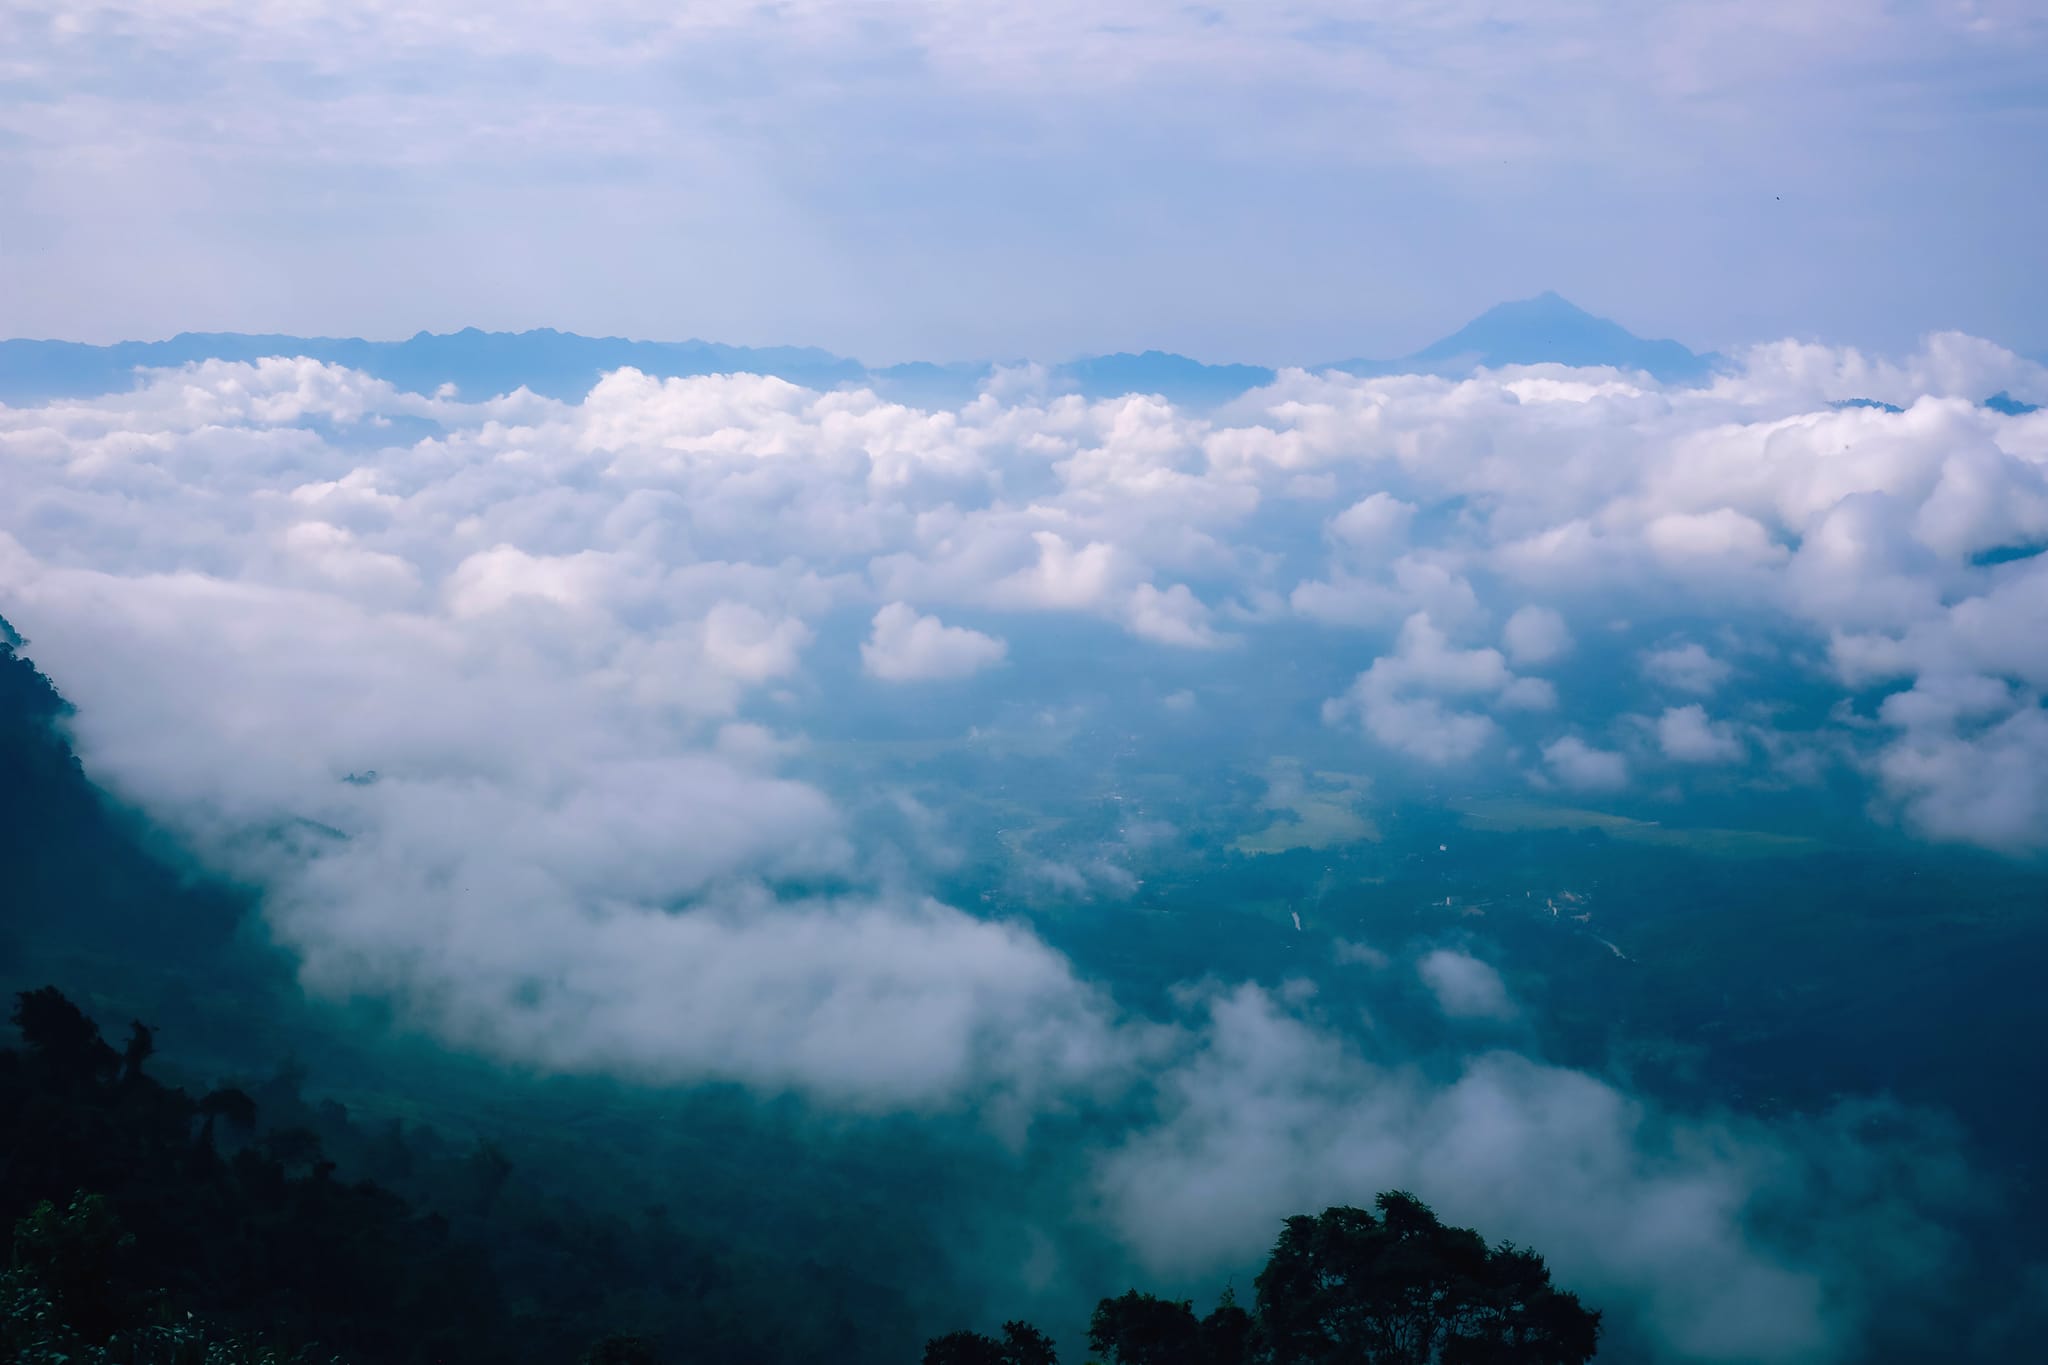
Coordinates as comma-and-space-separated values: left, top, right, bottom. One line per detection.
0, 295, 1726, 408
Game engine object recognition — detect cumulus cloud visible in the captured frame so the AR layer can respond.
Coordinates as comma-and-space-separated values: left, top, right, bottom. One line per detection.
704, 601, 815, 680
1327, 492, 1416, 555
862, 602, 1008, 681
1416, 948, 1517, 1020
2, 339, 2043, 1360
5, 348, 2046, 1086
1124, 580, 1229, 649
990, 532, 1123, 611
1502, 604, 1574, 666
7, 338, 2043, 852
1644, 642, 1735, 694
1096, 986, 1968, 1364
1322, 613, 1526, 764
1875, 694, 2048, 852
1290, 557, 1484, 632
1657, 704, 1748, 764
1543, 735, 1632, 791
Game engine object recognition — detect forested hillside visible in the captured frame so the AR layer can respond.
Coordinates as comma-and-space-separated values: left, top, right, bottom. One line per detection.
0, 981, 1598, 1364
0, 622, 925, 1363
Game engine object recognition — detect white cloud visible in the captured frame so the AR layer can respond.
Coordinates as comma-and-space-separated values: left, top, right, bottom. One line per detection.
1876, 690, 2048, 852
1499, 675, 1560, 711
1327, 492, 1415, 555
10, 341, 2048, 868
446, 544, 618, 616
1331, 938, 1390, 969
1096, 985, 1966, 1364
1324, 612, 1547, 764
1502, 604, 1574, 666
1323, 616, 1506, 762
2, 342, 2034, 1358
1124, 581, 1228, 649
1543, 735, 1631, 791
1643, 642, 1734, 695
1657, 704, 1748, 764
1417, 948, 1517, 1020
862, 601, 1007, 681
990, 532, 1123, 610
703, 601, 815, 680
1380, 613, 1516, 693
1644, 508, 1788, 574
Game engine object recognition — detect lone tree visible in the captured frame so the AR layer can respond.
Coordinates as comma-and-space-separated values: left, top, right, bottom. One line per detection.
1254, 1194, 1599, 1365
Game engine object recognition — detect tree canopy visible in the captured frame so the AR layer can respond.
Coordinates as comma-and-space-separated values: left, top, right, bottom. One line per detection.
0, 984, 914, 1364
1255, 1194, 1598, 1365
922, 1320, 1059, 1365
932, 1193, 1597, 1365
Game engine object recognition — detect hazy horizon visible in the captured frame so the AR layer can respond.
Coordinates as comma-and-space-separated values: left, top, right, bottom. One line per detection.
0, 290, 1688, 365
6, 5, 2046, 363
6, 293, 2043, 372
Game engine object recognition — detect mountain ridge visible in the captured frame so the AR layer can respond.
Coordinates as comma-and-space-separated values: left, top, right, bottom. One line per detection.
1323, 291, 1718, 383
0, 294, 1718, 406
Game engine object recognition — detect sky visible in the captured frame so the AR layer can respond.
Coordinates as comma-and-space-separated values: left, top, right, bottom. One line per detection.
3, 0, 2047, 361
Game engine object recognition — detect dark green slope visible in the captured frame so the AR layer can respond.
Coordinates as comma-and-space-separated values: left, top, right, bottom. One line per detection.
0, 618, 937, 1364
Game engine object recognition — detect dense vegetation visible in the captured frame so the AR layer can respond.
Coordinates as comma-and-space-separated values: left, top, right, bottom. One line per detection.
0, 624, 927, 1363
0, 983, 1597, 1364
0, 982, 647, 1362
924, 1197, 1597, 1365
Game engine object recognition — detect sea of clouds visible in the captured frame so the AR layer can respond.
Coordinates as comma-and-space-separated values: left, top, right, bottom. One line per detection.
3, 337, 2045, 1360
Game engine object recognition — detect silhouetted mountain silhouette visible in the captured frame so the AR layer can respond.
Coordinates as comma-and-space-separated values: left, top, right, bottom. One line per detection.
1329, 291, 1717, 382
1, 294, 1718, 406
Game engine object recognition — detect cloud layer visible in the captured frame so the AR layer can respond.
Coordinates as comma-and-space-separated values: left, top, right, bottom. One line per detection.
3, 338, 2045, 1359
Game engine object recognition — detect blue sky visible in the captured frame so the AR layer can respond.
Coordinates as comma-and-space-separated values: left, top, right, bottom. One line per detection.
2, 2, 2044, 359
